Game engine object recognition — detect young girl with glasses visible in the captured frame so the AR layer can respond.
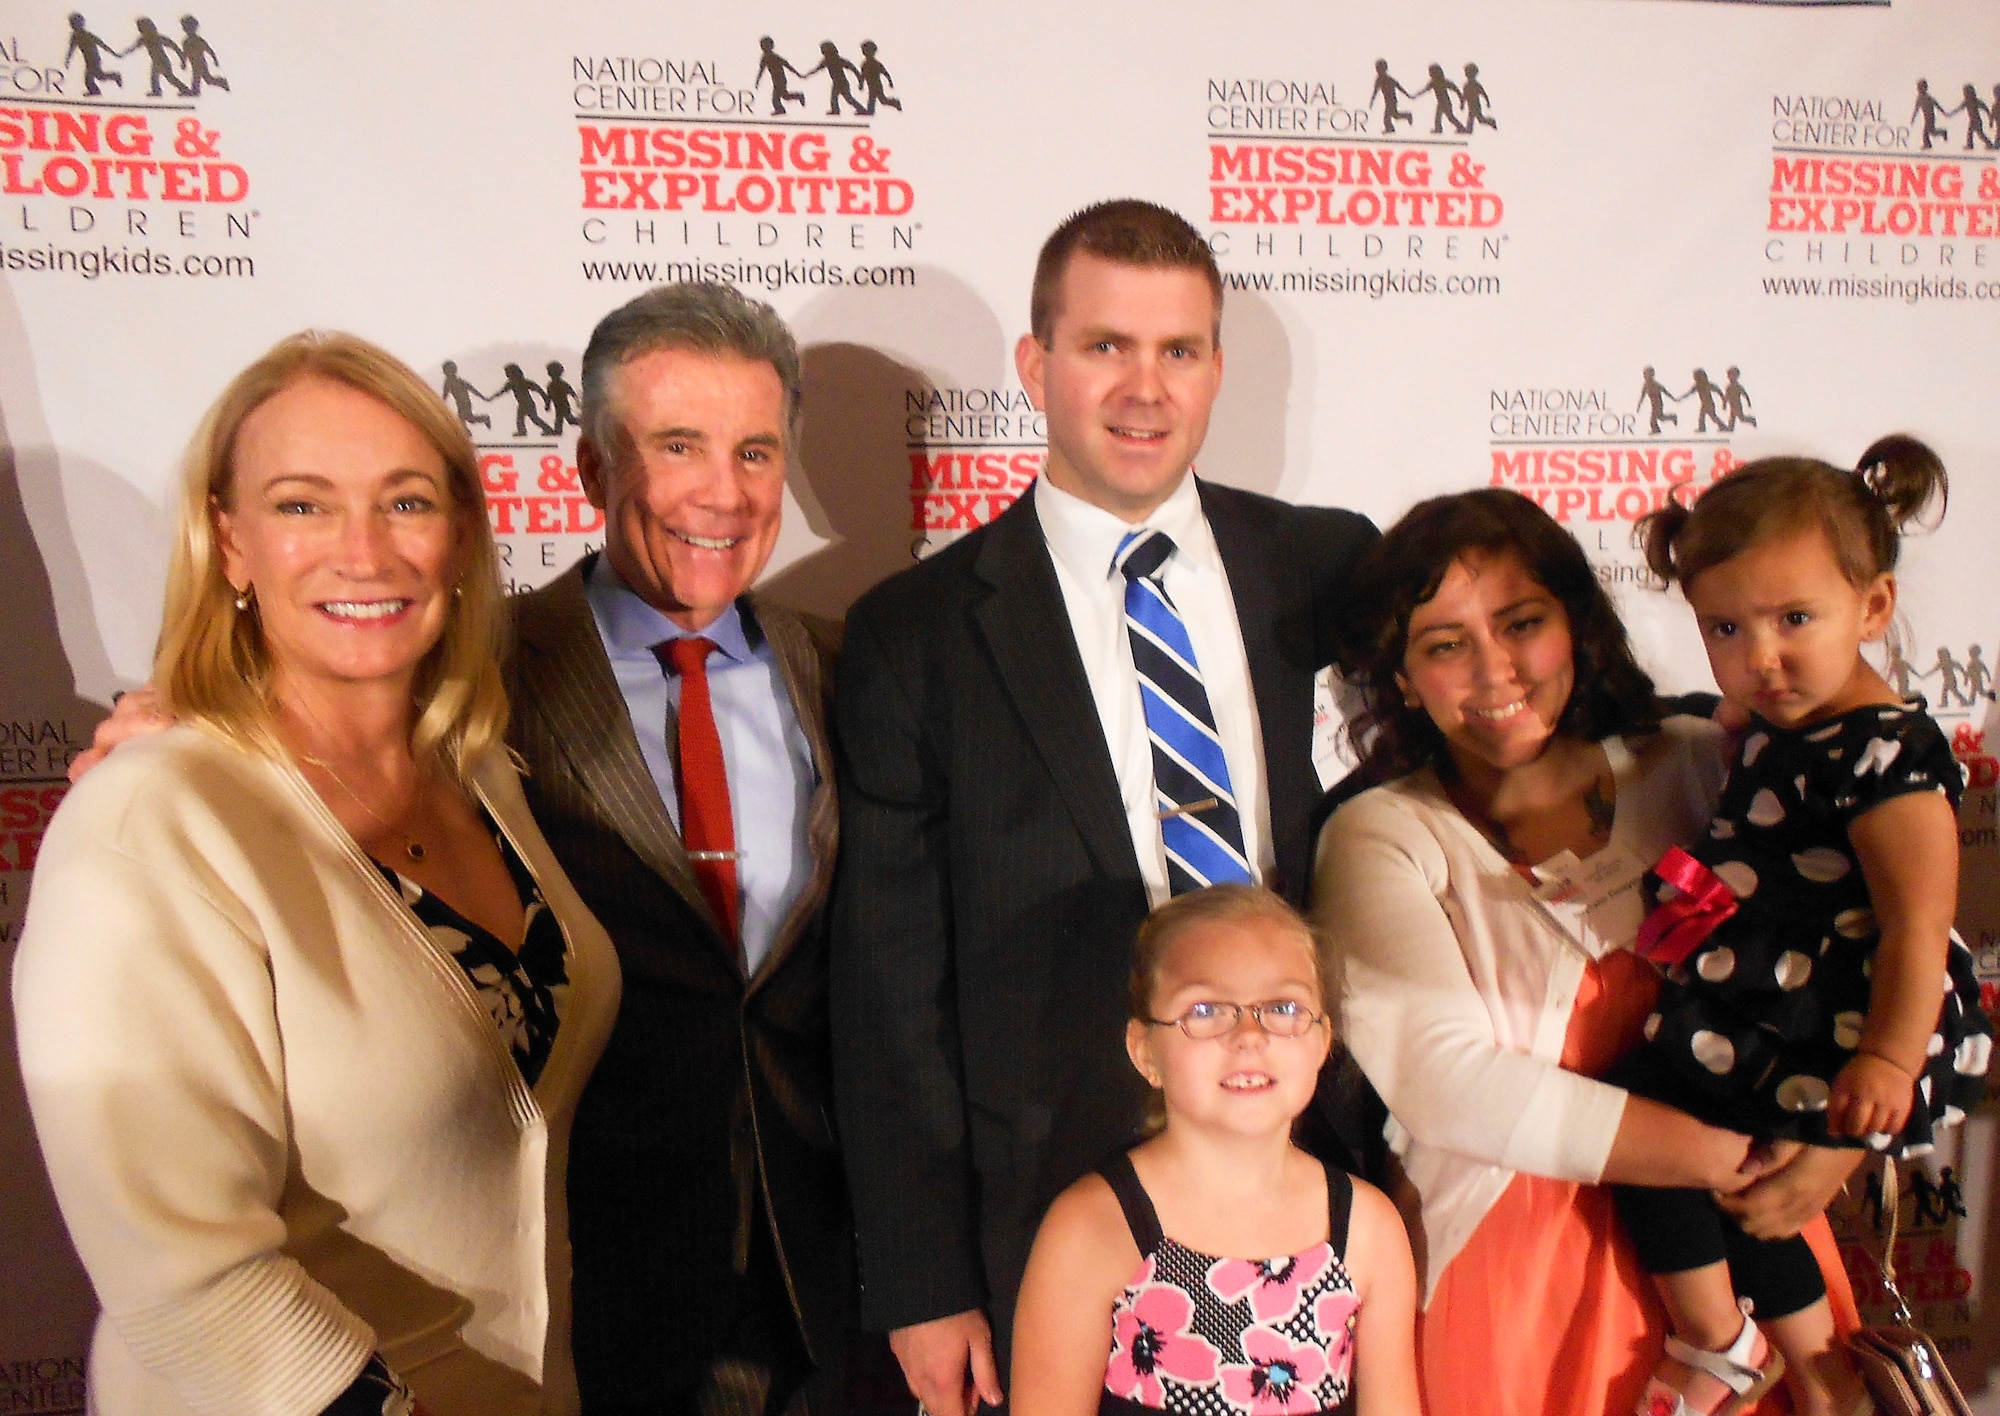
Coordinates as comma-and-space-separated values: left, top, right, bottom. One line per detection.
1010, 886, 1418, 1415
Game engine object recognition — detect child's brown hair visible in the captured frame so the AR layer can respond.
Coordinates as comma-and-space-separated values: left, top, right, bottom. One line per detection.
1636, 434, 1947, 591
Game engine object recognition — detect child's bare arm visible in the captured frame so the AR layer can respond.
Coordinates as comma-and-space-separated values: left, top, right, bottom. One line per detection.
1835, 790, 1959, 1138
1009, 1177, 1135, 1416
1347, 1179, 1420, 1416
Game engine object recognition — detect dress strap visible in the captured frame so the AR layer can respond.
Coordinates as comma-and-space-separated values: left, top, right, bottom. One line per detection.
1097, 1151, 1165, 1254
1324, 1163, 1355, 1255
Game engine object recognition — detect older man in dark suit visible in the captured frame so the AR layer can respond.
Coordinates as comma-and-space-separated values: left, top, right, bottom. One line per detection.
511, 283, 846, 1416
831, 201, 1379, 1415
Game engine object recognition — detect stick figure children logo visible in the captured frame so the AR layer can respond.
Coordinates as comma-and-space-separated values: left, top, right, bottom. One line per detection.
1883, 641, 1995, 711
1367, 58, 1496, 138
754, 37, 903, 119
1635, 364, 1755, 437
1912, 77, 1999, 153
62, 12, 230, 99
441, 360, 580, 441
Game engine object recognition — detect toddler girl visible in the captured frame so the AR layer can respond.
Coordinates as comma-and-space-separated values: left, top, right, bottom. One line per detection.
1617, 436, 1992, 1416
1011, 885, 1417, 1416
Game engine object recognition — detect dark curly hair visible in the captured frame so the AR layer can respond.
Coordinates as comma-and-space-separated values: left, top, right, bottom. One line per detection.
1338, 488, 1661, 783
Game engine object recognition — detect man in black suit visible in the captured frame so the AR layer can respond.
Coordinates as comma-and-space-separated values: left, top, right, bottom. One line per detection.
830, 201, 1378, 1414
511, 283, 847, 1416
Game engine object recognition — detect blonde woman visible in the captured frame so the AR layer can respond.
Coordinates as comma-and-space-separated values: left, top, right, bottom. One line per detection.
14, 333, 618, 1416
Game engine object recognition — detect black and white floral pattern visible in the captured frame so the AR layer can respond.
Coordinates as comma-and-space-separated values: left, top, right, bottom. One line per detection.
380, 818, 569, 1085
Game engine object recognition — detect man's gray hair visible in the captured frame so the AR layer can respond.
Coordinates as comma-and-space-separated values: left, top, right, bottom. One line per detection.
579, 281, 803, 453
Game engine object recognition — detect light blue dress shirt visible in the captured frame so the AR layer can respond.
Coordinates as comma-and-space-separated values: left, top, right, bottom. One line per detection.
583, 554, 815, 974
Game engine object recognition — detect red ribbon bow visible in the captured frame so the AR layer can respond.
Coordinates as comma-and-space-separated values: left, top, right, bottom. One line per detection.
1635, 847, 1739, 968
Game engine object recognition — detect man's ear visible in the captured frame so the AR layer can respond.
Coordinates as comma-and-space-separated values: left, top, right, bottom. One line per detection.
1015, 332, 1047, 412
576, 435, 611, 510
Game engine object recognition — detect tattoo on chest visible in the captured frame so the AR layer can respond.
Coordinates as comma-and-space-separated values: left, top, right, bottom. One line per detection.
1583, 777, 1615, 840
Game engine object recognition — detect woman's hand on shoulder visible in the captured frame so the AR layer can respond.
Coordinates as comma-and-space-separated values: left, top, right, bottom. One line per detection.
1009, 1174, 1138, 1416
1345, 1177, 1420, 1416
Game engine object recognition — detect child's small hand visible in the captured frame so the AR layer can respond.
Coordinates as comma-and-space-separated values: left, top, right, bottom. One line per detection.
1828, 1053, 1915, 1141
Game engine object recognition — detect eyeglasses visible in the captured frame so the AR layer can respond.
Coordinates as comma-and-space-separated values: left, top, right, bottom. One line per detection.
1144, 999, 1325, 1040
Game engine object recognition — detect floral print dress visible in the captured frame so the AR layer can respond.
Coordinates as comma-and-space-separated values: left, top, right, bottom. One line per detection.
1099, 1153, 1358, 1416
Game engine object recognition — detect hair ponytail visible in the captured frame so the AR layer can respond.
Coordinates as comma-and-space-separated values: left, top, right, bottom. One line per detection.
1636, 498, 1694, 586
1854, 433, 1947, 540
1633, 434, 1947, 592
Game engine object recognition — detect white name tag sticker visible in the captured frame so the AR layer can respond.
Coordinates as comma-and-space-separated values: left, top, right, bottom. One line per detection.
1530, 843, 1651, 960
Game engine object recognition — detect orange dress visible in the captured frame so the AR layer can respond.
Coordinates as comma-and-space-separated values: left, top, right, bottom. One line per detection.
1415, 951, 1859, 1416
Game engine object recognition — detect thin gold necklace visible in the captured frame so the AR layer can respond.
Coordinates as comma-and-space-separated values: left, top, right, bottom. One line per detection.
287, 697, 431, 862
302, 752, 428, 862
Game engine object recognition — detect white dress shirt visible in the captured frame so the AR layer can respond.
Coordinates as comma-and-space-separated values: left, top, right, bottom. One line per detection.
584, 555, 814, 974
1034, 472, 1272, 906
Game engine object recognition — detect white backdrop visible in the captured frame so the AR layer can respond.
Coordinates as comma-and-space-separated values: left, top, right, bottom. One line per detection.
3, 1, 1998, 1407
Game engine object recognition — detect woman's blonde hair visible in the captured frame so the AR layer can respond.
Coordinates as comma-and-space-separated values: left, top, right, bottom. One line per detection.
155, 330, 508, 782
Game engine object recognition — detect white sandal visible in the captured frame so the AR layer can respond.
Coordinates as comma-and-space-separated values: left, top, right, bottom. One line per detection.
1637, 1301, 1787, 1416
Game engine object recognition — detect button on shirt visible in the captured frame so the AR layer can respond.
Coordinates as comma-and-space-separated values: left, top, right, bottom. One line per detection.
1034, 473, 1273, 906
584, 554, 815, 974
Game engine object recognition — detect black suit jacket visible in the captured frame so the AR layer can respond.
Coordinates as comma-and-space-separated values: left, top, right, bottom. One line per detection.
829, 481, 1378, 1347
508, 562, 849, 1406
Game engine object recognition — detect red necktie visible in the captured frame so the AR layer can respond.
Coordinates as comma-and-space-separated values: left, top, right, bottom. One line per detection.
656, 636, 740, 949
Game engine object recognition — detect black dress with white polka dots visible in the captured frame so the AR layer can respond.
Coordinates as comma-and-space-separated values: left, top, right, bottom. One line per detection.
1636, 700, 1991, 1155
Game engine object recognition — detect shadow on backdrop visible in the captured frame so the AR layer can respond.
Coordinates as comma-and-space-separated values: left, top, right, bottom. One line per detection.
1200, 289, 1291, 498
769, 268, 1010, 619
759, 342, 934, 621
0, 356, 108, 1376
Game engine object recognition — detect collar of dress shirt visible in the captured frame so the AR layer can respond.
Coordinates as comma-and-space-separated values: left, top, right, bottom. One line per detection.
1033, 469, 1217, 590
583, 552, 758, 665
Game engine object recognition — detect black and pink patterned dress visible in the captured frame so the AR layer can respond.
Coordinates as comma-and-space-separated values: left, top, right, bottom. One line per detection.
1098, 1153, 1358, 1416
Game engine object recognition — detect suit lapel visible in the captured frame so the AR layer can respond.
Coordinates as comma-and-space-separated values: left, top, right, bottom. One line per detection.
970, 497, 1138, 881
512, 564, 734, 954
745, 597, 836, 989
1201, 482, 1316, 896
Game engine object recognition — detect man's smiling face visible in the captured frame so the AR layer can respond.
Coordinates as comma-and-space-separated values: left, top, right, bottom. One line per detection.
1016, 252, 1224, 524
578, 346, 788, 630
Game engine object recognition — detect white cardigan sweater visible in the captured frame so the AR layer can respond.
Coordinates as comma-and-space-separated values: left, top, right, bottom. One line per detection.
1313, 719, 1725, 1300
14, 726, 619, 1416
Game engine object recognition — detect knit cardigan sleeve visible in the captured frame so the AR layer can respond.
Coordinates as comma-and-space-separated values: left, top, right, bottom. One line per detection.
14, 787, 375, 1416
1314, 786, 1628, 1183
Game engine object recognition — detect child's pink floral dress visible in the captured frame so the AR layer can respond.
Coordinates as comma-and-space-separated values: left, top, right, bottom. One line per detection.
1099, 1154, 1358, 1415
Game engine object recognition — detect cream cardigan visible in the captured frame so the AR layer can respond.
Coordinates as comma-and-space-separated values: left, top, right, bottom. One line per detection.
1313, 719, 1725, 1300
14, 726, 619, 1416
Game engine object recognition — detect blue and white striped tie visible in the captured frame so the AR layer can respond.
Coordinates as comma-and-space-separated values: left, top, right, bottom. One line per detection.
1116, 530, 1254, 894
